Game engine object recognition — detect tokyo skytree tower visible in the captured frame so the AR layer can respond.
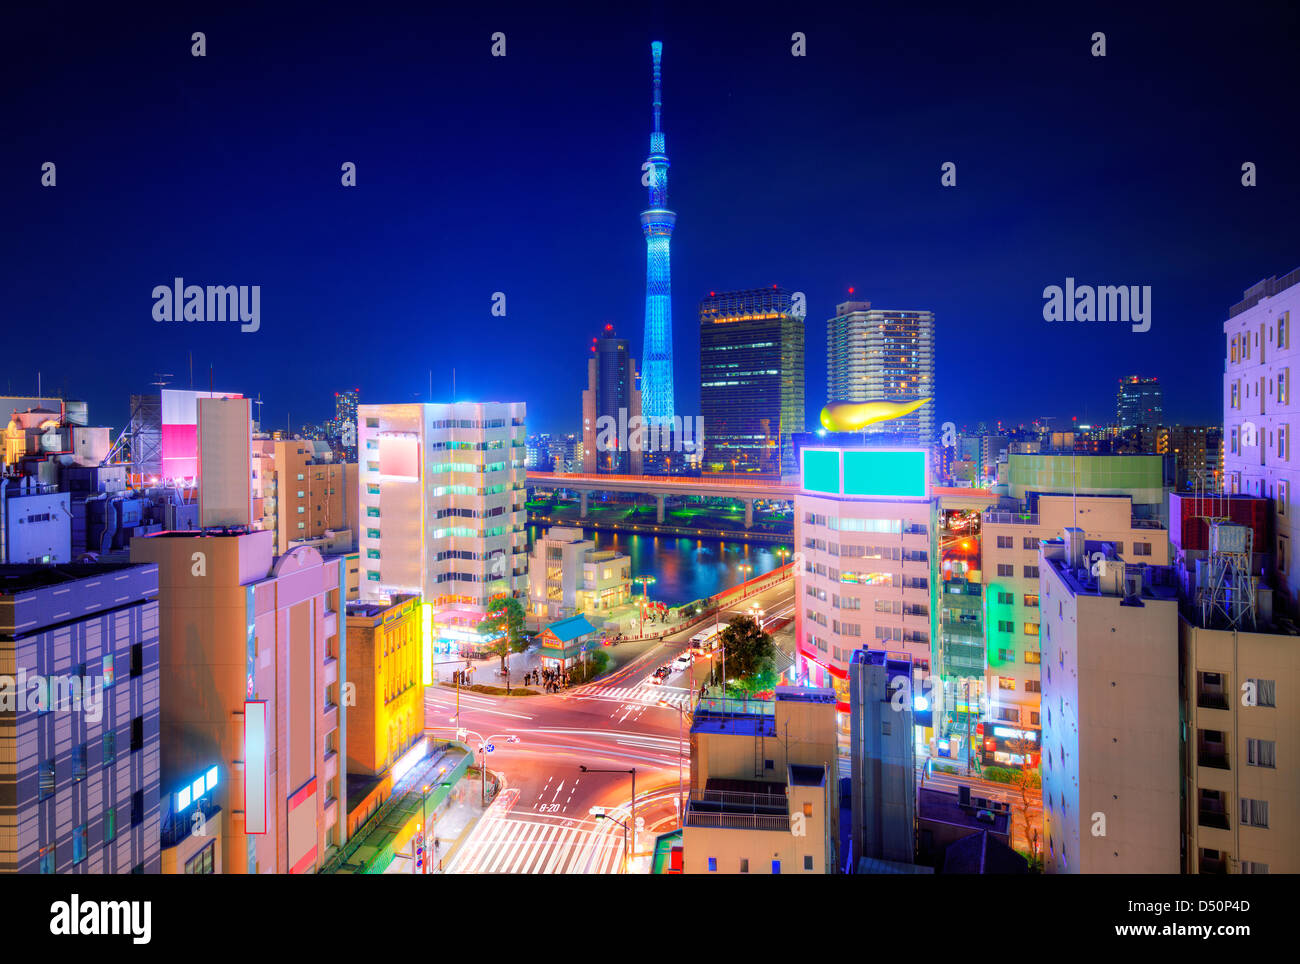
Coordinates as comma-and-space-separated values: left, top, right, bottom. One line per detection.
640, 41, 676, 424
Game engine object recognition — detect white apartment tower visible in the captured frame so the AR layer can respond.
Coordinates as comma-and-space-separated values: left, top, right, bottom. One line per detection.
826, 300, 935, 447
356, 402, 528, 646
1223, 267, 1300, 614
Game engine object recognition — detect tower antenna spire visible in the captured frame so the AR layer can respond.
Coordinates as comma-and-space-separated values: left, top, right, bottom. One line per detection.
651, 40, 663, 133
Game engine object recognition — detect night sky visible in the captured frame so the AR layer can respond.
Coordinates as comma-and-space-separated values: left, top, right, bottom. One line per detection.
4, 1, 1298, 437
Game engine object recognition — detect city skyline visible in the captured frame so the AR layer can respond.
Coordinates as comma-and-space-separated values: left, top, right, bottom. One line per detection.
6, 5, 1299, 437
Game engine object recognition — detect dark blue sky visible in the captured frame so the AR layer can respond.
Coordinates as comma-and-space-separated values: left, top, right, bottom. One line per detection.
4, 1, 1298, 437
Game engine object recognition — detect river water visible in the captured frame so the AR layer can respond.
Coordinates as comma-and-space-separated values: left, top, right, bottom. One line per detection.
525, 524, 791, 607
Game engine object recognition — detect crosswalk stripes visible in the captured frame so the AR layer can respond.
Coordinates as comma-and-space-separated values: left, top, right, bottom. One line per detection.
448, 813, 623, 874
569, 683, 691, 709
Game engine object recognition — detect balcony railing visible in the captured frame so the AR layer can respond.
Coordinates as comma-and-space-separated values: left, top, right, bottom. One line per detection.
1198, 809, 1231, 830
684, 810, 791, 832
1198, 750, 1230, 770
983, 511, 1040, 526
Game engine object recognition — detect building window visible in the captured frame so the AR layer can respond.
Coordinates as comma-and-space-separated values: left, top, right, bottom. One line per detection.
1023, 565, 1039, 579
38, 759, 55, 800
997, 591, 1013, 604
131, 790, 144, 827
1247, 678, 1276, 707
1131, 542, 1152, 557
1280, 369, 1290, 405
1022, 537, 1036, 550
1024, 622, 1040, 636
39, 846, 55, 874
998, 677, 1016, 691
1241, 861, 1270, 875
1247, 739, 1276, 768
739, 858, 749, 873
1023, 594, 1039, 607
997, 564, 1014, 578
1024, 650, 1041, 664
1025, 680, 1041, 693
707, 857, 717, 872
73, 824, 87, 864
131, 716, 143, 752
996, 536, 1013, 549
103, 653, 115, 688
1240, 798, 1269, 828
803, 855, 814, 871
998, 620, 1014, 633
73, 744, 87, 782
105, 807, 117, 844
185, 841, 216, 874
131, 642, 143, 677
772, 859, 781, 874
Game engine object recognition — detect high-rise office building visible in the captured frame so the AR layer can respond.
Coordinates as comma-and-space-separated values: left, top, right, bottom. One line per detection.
795, 446, 934, 732
356, 402, 528, 651
699, 287, 805, 475
1157, 425, 1223, 491
1223, 267, 1300, 614
1115, 376, 1162, 430
582, 327, 643, 474
1038, 533, 1181, 873
1, 562, 162, 874
826, 301, 935, 447
640, 41, 676, 424
331, 389, 360, 462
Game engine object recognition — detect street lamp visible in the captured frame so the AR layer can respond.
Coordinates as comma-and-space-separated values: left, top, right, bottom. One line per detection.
589, 806, 630, 873
749, 602, 765, 632
579, 765, 637, 858
417, 770, 451, 874
633, 575, 657, 637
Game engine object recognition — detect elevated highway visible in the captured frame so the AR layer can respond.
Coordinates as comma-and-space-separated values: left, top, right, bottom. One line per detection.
525, 471, 797, 528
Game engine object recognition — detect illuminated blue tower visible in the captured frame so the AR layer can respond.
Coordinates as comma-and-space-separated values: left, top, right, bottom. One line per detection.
640, 41, 676, 424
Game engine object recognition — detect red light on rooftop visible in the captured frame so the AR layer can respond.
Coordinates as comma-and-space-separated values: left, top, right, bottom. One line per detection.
605, 323, 613, 331
848, 286, 855, 295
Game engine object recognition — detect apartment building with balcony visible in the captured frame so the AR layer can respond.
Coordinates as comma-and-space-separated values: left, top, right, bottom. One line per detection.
356, 402, 528, 652
1176, 518, 1297, 875
251, 437, 358, 557
130, 530, 347, 874
795, 447, 935, 725
683, 687, 839, 874
1038, 533, 1181, 873
527, 525, 630, 623
1223, 267, 1300, 617
981, 493, 1168, 755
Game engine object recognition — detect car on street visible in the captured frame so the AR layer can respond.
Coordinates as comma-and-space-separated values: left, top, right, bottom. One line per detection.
673, 652, 693, 670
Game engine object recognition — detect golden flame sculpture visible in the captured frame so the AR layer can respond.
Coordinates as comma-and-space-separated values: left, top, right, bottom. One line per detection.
819, 398, 931, 432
